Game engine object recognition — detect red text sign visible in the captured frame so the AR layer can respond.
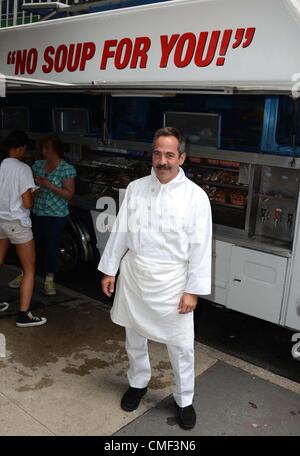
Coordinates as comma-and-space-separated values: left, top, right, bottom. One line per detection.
6, 28, 256, 76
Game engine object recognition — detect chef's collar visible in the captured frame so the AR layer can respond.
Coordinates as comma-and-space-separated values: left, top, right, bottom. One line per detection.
151, 166, 186, 187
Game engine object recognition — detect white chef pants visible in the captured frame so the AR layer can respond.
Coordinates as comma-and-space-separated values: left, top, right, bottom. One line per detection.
125, 327, 195, 408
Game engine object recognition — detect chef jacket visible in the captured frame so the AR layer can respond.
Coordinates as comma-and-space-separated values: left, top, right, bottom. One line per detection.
98, 167, 212, 296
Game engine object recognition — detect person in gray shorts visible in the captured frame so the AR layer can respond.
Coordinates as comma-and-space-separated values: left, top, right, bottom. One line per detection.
0, 130, 47, 327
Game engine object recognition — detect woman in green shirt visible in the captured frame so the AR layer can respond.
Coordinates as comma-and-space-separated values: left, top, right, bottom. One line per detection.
9, 135, 77, 295
33, 135, 77, 294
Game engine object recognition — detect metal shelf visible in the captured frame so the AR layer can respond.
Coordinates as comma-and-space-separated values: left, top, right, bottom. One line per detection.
255, 193, 296, 202
210, 201, 247, 209
186, 162, 240, 171
195, 180, 248, 190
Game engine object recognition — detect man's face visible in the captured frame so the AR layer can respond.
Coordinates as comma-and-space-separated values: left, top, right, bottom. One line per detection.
152, 135, 186, 184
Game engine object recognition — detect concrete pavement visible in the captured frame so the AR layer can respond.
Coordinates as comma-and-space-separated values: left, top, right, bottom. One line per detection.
0, 265, 299, 436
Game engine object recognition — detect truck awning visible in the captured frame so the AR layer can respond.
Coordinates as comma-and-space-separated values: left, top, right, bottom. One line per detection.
4, 75, 76, 90
3, 78, 298, 96
1, 0, 300, 95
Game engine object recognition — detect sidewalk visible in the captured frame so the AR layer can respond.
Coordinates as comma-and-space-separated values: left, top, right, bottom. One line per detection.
0, 265, 299, 436
116, 361, 300, 436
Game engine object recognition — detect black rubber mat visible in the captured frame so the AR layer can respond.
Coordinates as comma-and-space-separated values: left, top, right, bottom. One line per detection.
115, 361, 300, 436
0, 266, 89, 318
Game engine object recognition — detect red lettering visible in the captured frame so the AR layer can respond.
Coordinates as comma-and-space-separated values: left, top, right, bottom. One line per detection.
26, 48, 38, 74
242, 27, 256, 48
160, 34, 179, 68
232, 28, 245, 49
216, 29, 232, 66
130, 36, 151, 69
54, 44, 68, 72
67, 43, 82, 72
14, 48, 37, 75
115, 38, 132, 70
194, 31, 220, 67
173, 33, 196, 68
43, 42, 95, 73
15, 50, 27, 75
79, 42, 96, 71
42, 46, 55, 73
232, 27, 256, 50
100, 40, 117, 70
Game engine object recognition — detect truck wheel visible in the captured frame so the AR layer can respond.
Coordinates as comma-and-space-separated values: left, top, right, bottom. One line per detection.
59, 225, 80, 275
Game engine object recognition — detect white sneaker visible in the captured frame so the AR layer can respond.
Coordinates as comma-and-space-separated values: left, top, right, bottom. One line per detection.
8, 274, 23, 289
0, 302, 9, 312
44, 281, 56, 296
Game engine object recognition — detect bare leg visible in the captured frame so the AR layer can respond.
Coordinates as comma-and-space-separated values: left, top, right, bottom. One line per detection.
15, 240, 36, 312
45, 273, 54, 280
0, 238, 10, 266
0, 239, 10, 309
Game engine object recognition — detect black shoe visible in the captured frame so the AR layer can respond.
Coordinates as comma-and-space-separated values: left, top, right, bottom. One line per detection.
177, 404, 196, 430
16, 311, 47, 328
121, 386, 148, 412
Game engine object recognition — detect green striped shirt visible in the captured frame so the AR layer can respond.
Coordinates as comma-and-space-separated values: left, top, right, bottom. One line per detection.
32, 160, 76, 217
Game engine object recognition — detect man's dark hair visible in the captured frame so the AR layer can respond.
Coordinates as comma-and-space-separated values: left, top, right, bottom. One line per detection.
40, 134, 65, 158
153, 127, 186, 156
0, 130, 29, 163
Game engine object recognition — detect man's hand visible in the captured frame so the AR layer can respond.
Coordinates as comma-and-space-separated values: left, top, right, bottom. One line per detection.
101, 275, 116, 297
178, 293, 198, 314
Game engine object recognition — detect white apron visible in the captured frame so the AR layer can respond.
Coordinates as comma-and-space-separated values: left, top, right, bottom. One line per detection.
110, 250, 194, 347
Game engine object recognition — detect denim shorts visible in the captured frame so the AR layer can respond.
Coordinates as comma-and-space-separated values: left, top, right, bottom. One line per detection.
0, 219, 33, 244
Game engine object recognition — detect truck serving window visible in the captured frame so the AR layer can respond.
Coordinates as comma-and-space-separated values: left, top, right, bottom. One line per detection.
109, 95, 264, 152
276, 97, 300, 147
53, 108, 89, 134
2, 107, 29, 130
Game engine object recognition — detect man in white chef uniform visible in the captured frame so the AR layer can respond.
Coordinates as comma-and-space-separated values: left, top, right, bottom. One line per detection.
99, 127, 212, 430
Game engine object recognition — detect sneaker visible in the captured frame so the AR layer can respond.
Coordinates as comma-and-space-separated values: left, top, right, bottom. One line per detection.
8, 274, 23, 289
16, 311, 47, 327
176, 404, 196, 430
121, 386, 148, 412
44, 280, 56, 296
0, 302, 9, 312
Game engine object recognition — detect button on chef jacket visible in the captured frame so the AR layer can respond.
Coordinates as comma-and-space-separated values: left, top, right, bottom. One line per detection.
98, 167, 212, 296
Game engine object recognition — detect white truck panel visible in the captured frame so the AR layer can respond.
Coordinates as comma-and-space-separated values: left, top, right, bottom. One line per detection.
227, 246, 287, 324
0, 0, 299, 92
206, 239, 233, 306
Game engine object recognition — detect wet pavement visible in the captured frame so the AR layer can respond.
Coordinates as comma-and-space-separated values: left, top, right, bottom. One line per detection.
56, 261, 300, 384
0, 264, 299, 436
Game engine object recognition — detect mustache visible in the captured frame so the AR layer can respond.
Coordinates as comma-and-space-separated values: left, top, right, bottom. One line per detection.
155, 165, 171, 170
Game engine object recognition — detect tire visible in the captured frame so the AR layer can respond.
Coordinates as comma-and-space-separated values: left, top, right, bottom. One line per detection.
58, 224, 81, 277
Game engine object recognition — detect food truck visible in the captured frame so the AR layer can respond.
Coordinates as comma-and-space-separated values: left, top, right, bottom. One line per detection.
1, 0, 300, 335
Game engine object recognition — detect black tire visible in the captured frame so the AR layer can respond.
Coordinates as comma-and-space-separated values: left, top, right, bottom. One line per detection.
58, 224, 81, 279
